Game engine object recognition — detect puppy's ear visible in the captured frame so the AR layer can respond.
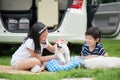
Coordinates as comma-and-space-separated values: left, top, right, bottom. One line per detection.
65, 41, 68, 44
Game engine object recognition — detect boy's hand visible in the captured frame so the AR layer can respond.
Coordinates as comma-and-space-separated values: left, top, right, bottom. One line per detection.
81, 55, 99, 59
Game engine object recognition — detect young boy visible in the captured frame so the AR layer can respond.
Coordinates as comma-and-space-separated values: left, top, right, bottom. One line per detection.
81, 27, 108, 59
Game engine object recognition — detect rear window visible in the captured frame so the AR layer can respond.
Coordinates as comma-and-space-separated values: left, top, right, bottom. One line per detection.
0, 0, 32, 11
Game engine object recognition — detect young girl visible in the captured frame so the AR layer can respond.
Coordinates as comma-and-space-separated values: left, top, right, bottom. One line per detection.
81, 27, 108, 59
11, 22, 57, 72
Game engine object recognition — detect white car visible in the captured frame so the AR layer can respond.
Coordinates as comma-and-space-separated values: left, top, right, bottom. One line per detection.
0, 0, 120, 45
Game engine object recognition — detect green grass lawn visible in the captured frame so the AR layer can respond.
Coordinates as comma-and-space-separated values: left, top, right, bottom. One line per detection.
0, 39, 120, 80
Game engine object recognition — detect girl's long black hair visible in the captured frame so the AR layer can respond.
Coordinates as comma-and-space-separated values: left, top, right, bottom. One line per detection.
25, 22, 47, 54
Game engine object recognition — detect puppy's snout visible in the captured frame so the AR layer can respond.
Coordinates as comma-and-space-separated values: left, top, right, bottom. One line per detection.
57, 44, 62, 48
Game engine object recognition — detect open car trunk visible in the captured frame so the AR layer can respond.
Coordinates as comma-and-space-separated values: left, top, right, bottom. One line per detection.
0, 0, 70, 33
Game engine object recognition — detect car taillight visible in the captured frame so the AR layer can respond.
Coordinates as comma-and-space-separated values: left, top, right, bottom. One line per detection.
71, 0, 83, 9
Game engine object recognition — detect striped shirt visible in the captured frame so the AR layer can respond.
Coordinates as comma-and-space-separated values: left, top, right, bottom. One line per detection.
81, 43, 105, 56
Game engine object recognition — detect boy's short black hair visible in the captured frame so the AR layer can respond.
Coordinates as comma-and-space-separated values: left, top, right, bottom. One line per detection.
85, 27, 101, 41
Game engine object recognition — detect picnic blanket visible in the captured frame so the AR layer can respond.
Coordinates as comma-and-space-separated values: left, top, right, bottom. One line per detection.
46, 56, 85, 72
0, 65, 52, 74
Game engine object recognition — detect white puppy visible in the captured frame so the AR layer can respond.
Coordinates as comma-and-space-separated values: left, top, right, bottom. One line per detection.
54, 38, 70, 64
84, 56, 120, 69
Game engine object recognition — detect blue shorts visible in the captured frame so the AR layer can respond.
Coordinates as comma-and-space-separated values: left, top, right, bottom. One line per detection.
46, 56, 85, 72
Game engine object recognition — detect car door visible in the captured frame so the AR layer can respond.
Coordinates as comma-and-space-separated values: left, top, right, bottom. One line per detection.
92, 0, 120, 37
87, 0, 101, 29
